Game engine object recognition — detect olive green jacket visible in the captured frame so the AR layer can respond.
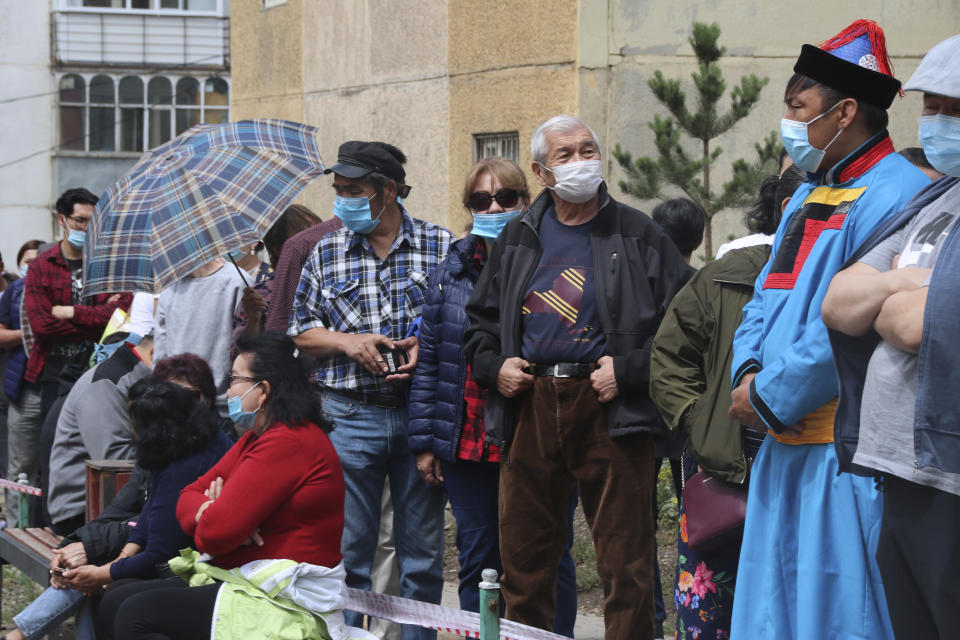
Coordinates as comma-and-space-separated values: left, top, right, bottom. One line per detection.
649, 244, 770, 483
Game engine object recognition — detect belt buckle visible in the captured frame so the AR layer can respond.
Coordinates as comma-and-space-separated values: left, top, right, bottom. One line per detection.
553, 365, 574, 378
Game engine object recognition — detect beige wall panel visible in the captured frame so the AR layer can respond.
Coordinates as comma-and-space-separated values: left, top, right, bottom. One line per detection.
448, 65, 578, 233
448, 0, 577, 75
231, 0, 304, 122
298, 77, 451, 228
301, 0, 448, 94
608, 0, 960, 58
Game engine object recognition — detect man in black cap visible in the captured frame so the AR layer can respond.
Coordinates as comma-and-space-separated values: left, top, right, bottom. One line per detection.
289, 141, 452, 639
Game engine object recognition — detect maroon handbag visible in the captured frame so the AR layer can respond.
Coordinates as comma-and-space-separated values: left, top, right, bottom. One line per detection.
682, 470, 748, 552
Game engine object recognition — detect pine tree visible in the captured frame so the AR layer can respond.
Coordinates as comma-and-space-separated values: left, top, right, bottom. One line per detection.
612, 22, 781, 258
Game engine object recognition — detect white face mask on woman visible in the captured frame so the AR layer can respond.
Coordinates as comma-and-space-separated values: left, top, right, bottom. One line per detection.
539, 159, 603, 203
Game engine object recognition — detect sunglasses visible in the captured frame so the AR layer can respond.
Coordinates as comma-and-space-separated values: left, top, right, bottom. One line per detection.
468, 188, 521, 212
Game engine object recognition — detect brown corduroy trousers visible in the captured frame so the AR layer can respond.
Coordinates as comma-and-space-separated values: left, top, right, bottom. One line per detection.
499, 376, 656, 640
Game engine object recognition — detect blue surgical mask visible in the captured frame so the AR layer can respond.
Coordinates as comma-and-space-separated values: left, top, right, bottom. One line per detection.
780, 101, 845, 173
227, 382, 261, 430
472, 208, 524, 239
333, 194, 386, 234
67, 229, 86, 249
18, 263, 27, 279
918, 114, 960, 178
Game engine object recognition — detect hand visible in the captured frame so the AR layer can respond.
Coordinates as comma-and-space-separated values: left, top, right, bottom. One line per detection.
56, 542, 88, 570
240, 528, 264, 547
107, 293, 121, 305
340, 333, 397, 376
240, 287, 268, 324
195, 499, 215, 523
590, 355, 619, 403
728, 374, 765, 432
203, 476, 224, 501
62, 564, 111, 595
416, 451, 444, 486
51, 305, 75, 320
385, 336, 419, 383
496, 357, 534, 398
894, 265, 932, 290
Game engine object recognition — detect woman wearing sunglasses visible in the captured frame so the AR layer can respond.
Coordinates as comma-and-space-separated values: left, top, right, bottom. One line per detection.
408, 158, 578, 634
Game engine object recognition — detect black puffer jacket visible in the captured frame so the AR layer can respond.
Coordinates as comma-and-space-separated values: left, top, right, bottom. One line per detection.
408, 235, 485, 463
464, 184, 692, 454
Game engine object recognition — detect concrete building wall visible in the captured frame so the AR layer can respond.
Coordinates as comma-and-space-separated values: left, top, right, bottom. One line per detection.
230, 0, 304, 122
587, 0, 960, 257
296, 0, 451, 227
0, 1, 57, 268
448, 0, 578, 232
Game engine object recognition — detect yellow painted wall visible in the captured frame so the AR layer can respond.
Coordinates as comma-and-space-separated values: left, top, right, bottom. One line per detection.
230, 0, 305, 122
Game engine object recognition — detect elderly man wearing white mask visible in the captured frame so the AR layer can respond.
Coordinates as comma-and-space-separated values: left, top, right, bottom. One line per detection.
464, 115, 691, 640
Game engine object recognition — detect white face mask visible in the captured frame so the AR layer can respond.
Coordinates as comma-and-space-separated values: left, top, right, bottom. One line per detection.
539, 159, 603, 203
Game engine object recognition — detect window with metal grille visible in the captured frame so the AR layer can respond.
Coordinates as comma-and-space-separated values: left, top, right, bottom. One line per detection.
473, 132, 520, 163
57, 72, 229, 153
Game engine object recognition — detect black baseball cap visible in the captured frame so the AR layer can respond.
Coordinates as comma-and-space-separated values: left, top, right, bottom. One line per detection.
323, 141, 406, 183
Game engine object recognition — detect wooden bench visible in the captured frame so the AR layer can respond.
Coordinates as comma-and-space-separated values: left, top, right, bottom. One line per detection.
0, 527, 64, 637
85, 459, 136, 521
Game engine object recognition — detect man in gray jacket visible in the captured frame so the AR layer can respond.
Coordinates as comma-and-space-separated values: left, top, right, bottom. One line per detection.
47, 335, 153, 533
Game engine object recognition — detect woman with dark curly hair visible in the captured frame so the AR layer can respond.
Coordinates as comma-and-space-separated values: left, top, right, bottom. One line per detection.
96, 332, 347, 640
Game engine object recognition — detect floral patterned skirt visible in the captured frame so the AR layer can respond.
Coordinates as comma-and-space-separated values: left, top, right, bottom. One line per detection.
673, 453, 742, 640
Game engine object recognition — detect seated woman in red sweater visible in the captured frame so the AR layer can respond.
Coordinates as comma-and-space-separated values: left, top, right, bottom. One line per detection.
95, 331, 345, 640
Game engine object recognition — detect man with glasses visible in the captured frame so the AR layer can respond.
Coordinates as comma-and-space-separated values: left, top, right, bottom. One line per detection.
9, 188, 131, 526
289, 141, 452, 640
464, 115, 691, 639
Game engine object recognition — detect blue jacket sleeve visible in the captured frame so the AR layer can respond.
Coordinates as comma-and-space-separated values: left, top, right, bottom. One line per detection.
743, 175, 927, 432
408, 268, 444, 455
109, 459, 195, 580
730, 257, 771, 387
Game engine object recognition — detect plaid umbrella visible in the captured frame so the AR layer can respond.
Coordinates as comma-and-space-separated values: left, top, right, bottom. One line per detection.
83, 119, 325, 295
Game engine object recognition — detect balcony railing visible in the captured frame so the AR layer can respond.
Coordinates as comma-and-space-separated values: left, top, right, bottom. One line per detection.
53, 11, 229, 69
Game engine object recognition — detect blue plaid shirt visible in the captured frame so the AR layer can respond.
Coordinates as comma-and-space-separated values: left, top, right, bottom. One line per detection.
289, 211, 453, 394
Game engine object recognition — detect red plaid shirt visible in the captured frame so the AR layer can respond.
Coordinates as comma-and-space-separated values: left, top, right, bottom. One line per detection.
456, 243, 500, 463
23, 243, 132, 383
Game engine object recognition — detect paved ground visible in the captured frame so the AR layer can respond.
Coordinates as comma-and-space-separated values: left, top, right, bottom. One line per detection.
437, 582, 605, 640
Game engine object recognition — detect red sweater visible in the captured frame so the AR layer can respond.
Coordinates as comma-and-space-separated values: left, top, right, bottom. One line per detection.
177, 421, 344, 569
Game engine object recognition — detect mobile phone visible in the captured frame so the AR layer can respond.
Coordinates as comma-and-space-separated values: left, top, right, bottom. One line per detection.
54, 566, 68, 574
377, 345, 409, 374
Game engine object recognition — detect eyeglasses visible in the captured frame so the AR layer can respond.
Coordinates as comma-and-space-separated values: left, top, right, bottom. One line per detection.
65, 215, 91, 229
228, 374, 260, 384
468, 188, 521, 212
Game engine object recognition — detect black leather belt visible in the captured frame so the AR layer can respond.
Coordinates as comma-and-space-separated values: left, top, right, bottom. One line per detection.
332, 388, 406, 409
532, 362, 596, 379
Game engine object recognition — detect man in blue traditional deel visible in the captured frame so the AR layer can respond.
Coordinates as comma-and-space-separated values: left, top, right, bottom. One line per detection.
823, 34, 960, 639
726, 20, 929, 639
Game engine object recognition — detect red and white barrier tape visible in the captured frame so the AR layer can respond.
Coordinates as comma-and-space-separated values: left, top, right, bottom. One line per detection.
0, 479, 42, 496
344, 588, 570, 640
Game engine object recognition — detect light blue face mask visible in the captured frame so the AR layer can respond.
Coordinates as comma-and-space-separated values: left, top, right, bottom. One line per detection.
67, 229, 86, 249
472, 208, 524, 239
919, 114, 960, 178
227, 381, 261, 430
780, 101, 845, 173
333, 194, 386, 235
18, 263, 27, 279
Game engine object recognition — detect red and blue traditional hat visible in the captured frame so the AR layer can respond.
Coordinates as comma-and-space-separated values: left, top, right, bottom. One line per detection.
794, 19, 902, 109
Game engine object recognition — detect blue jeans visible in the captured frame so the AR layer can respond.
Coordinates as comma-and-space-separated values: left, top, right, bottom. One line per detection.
322, 391, 444, 640
444, 458, 578, 637
13, 585, 95, 640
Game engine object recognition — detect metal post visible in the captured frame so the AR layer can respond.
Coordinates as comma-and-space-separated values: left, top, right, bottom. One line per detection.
16, 473, 29, 528
479, 568, 500, 640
